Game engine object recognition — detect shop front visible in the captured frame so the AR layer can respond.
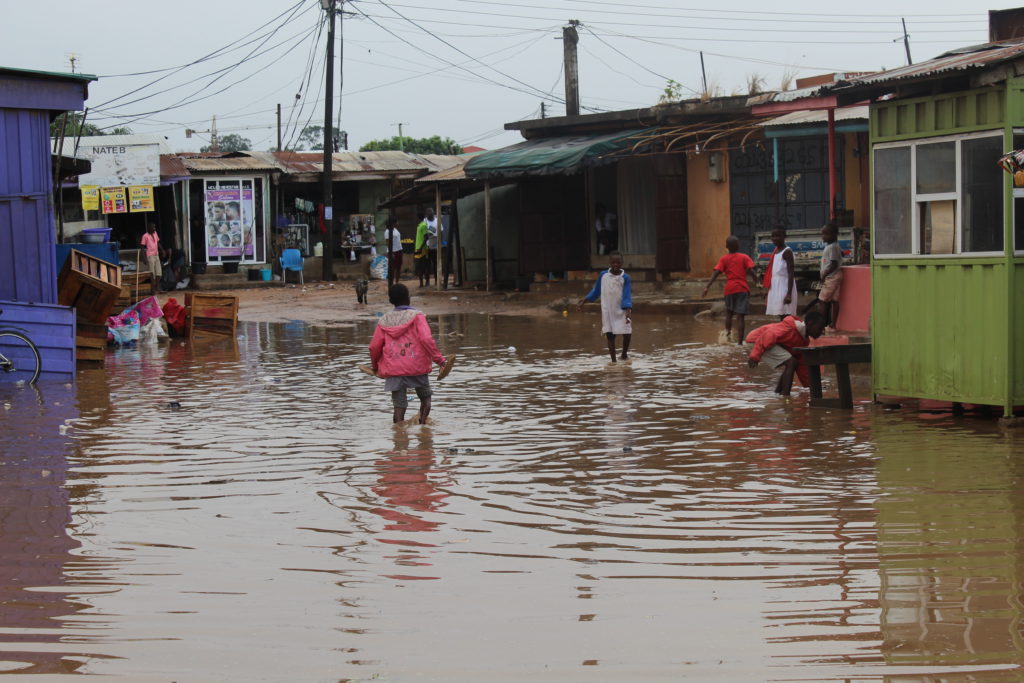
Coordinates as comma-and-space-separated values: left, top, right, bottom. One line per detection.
181, 162, 275, 271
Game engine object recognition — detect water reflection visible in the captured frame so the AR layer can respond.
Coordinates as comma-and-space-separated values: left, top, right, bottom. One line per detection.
0, 313, 1023, 680
876, 420, 1024, 671
0, 383, 113, 675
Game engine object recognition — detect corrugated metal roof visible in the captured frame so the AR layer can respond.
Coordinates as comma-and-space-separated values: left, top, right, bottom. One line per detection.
273, 151, 462, 175
761, 84, 830, 104
55, 134, 174, 156
159, 154, 190, 178
761, 105, 869, 127
179, 154, 280, 172
837, 40, 1024, 88
0, 66, 96, 83
414, 159, 473, 183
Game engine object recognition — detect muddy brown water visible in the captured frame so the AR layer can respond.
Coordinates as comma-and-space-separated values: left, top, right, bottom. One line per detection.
1, 312, 1023, 682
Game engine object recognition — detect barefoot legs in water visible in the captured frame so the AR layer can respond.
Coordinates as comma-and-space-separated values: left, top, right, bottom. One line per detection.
620, 333, 631, 360
605, 333, 617, 363
774, 357, 798, 396
393, 399, 431, 424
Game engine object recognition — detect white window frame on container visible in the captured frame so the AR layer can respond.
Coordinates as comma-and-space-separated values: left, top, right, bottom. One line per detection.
873, 130, 1005, 259
1012, 129, 1024, 256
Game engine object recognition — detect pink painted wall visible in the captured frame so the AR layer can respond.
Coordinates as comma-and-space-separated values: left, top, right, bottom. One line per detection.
836, 264, 870, 333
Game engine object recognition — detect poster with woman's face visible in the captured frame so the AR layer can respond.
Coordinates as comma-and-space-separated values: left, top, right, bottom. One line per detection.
205, 184, 255, 260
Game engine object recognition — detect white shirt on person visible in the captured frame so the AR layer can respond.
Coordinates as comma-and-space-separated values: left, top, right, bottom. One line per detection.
385, 227, 402, 253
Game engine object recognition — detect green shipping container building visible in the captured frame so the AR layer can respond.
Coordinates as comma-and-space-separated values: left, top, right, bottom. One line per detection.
827, 30, 1024, 417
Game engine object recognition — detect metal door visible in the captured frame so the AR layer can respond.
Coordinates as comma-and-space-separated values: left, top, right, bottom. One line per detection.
729, 135, 843, 255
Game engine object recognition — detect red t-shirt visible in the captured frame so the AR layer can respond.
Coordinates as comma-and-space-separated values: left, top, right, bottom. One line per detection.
714, 252, 755, 295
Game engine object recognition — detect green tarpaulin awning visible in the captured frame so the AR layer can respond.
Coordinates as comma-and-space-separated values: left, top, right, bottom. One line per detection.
464, 128, 651, 180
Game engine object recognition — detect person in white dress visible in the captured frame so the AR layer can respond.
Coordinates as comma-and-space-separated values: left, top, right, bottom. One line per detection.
764, 228, 798, 319
577, 251, 633, 363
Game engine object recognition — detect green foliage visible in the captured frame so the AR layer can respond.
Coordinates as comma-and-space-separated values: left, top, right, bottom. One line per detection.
201, 133, 251, 153
359, 135, 462, 155
49, 112, 106, 138
657, 79, 683, 105
297, 125, 323, 151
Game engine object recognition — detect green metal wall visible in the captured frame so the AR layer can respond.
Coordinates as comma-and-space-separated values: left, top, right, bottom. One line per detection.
1016, 263, 1024, 402
871, 87, 1006, 143
873, 259, 1011, 405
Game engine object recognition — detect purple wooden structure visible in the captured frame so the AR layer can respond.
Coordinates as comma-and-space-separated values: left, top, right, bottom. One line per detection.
0, 66, 94, 381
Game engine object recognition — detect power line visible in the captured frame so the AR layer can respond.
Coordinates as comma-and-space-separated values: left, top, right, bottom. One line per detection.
94, 20, 322, 130
373, 0, 572, 104
94, 0, 310, 104
582, 24, 697, 94
94, 13, 315, 115
379, 0, 984, 32
348, 2, 568, 106
549, 0, 978, 19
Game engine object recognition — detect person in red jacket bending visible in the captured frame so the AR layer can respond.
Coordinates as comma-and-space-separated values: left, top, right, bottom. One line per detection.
746, 311, 826, 396
370, 283, 447, 423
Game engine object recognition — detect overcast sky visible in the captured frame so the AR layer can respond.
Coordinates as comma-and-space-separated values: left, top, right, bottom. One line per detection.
3, 0, 1007, 153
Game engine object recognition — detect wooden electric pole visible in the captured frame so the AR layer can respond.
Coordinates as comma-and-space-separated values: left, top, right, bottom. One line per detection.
563, 20, 580, 116
321, 0, 337, 281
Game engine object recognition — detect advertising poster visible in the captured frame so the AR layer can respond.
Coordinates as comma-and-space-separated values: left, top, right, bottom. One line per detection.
204, 182, 255, 260
79, 143, 161, 187
101, 187, 128, 214
81, 186, 99, 212
128, 186, 155, 212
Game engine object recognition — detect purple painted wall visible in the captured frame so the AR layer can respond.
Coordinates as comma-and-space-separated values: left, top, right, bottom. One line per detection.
0, 107, 57, 303
0, 68, 92, 380
0, 69, 91, 305
0, 299, 76, 381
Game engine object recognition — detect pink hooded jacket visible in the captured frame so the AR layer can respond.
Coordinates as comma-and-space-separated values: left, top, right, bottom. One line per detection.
369, 307, 445, 377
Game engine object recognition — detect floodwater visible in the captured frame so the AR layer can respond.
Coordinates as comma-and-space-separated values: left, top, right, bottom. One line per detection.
1, 311, 1023, 682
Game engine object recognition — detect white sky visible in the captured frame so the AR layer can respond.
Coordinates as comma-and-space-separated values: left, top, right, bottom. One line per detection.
3, 0, 1010, 153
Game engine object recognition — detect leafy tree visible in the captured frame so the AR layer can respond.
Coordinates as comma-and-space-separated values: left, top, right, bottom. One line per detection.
201, 133, 251, 153
50, 112, 105, 138
360, 135, 462, 155
297, 125, 323, 151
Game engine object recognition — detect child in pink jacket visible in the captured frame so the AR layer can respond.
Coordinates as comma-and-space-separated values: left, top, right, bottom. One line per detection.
370, 283, 447, 423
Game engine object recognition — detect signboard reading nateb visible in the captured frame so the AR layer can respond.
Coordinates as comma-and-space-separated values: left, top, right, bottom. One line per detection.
78, 143, 160, 188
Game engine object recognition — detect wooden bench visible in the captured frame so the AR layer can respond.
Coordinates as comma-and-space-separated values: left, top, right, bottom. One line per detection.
795, 343, 872, 409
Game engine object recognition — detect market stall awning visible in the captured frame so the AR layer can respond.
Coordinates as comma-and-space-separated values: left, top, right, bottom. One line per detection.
464, 128, 652, 179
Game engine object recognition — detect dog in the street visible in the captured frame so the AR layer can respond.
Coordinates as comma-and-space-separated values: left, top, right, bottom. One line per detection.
355, 279, 369, 304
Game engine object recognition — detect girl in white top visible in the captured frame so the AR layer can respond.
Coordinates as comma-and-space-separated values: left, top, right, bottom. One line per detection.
764, 228, 798, 318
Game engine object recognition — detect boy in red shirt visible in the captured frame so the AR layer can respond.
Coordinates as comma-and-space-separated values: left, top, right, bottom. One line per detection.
702, 235, 756, 344
746, 311, 826, 396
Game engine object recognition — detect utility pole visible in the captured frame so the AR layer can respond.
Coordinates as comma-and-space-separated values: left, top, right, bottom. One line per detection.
700, 52, 708, 98
541, 102, 546, 119
210, 115, 219, 153
321, 0, 337, 281
563, 20, 581, 116
276, 103, 282, 152
900, 18, 913, 65
393, 122, 408, 151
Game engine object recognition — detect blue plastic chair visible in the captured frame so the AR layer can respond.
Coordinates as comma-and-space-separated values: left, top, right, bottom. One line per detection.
279, 248, 304, 285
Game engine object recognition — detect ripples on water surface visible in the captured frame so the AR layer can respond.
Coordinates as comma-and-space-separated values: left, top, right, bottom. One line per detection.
1, 313, 1023, 681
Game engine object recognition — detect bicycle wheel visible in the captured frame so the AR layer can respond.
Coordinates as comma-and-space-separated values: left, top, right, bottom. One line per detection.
0, 331, 41, 384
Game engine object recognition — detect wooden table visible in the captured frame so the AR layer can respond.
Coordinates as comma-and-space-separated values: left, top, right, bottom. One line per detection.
795, 343, 872, 409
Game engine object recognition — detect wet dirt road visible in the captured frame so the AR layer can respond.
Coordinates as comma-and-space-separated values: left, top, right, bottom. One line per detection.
1, 312, 1023, 681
